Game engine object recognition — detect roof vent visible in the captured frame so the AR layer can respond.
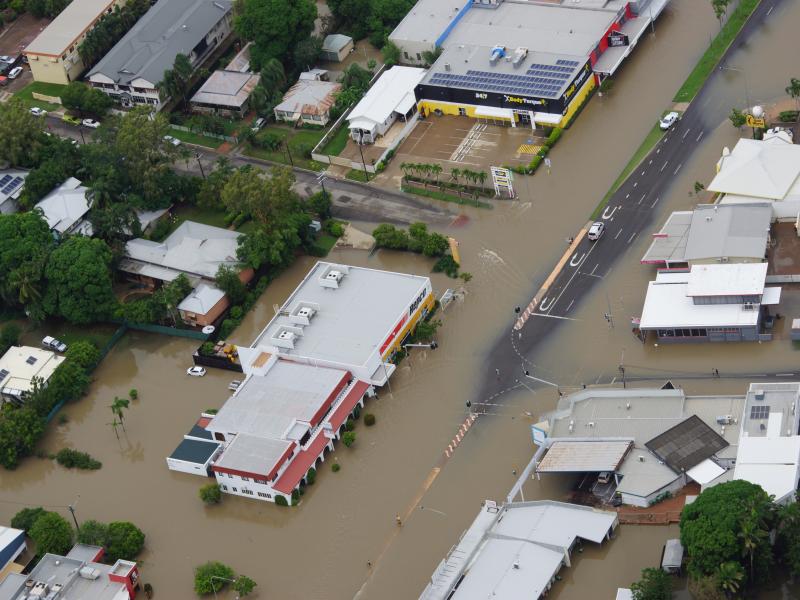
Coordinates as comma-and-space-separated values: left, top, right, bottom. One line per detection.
588, 421, 595, 428
626, 402, 631, 410
297, 306, 315, 319
638, 455, 645, 462
277, 330, 295, 341
489, 45, 505, 65
444, 63, 451, 71
755, 390, 765, 401
511, 46, 528, 67
512, 560, 520, 569
319, 264, 349, 288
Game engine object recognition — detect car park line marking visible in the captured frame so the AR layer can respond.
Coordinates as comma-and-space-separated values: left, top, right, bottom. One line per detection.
638, 193, 646, 205
627, 232, 637, 244
673, 163, 683, 175
614, 229, 623, 240
660, 161, 668, 172
696, 130, 705, 142
682, 128, 691, 140
602, 206, 619, 220
570, 253, 586, 267
651, 196, 660, 208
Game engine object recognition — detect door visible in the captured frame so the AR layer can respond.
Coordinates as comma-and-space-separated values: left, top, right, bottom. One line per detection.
516, 111, 531, 126
458, 107, 466, 116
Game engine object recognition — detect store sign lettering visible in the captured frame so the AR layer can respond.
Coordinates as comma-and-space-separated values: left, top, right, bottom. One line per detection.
503, 95, 543, 106
563, 64, 591, 101
409, 290, 427, 316
475, 92, 488, 99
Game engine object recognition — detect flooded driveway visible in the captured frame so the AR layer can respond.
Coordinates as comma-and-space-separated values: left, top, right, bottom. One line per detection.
3, 1, 800, 599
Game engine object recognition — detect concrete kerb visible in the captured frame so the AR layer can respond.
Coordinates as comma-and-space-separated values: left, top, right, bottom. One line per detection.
514, 222, 591, 330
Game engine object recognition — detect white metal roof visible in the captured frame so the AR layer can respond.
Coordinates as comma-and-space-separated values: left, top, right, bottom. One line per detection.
0, 346, 63, 397
348, 67, 426, 131
34, 177, 92, 235
191, 70, 260, 108
709, 137, 800, 200
537, 440, 632, 473
686, 263, 767, 297
683, 203, 771, 262
641, 211, 692, 264
322, 34, 352, 52
25, 0, 117, 56
212, 432, 292, 476
177, 283, 225, 315
616, 590, 634, 600
686, 458, 725, 485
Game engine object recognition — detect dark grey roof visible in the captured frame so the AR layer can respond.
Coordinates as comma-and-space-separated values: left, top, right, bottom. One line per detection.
645, 415, 729, 473
187, 423, 213, 440
169, 438, 220, 464
87, 0, 232, 87
684, 203, 772, 261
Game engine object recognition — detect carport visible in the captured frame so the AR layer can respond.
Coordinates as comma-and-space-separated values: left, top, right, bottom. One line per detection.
536, 440, 633, 481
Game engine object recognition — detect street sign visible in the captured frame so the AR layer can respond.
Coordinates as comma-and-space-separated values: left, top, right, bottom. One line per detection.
491, 166, 515, 198
745, 114, 766, 128
544, 158, 552, 168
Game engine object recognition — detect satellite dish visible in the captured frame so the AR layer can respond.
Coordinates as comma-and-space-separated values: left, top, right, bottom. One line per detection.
752, 105, 764, 118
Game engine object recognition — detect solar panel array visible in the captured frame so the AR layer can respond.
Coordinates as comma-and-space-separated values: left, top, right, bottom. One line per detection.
0, 175, 24, 196
750, 405, 770, 419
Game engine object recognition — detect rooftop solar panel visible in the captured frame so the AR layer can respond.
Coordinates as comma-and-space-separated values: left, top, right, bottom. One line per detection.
0, 175, 12, 187
645, 415, 729, 473
1, 177, 23, 196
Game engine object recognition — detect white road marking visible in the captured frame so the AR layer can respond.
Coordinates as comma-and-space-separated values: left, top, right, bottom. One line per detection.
682, 128, 691, 140
660, 161, 668, 172
545, 242, 600, 314
538, 296, 554, 312
696, 130, 705, 142
651, 196, 660, 208
566, 299, 575, 313
648, 160, 653, 165
625, 193, 630, 199
673, 163, 683, 175
633, 181, 638, 188
591, 263, 599, 275
602, 206, 619, 220
627, 232, 637, 244
614, 229, 623, 240
640, 171, 645, 176
656, 148, 661, 154
569, 252, 586, 267
638, 193, 647, 205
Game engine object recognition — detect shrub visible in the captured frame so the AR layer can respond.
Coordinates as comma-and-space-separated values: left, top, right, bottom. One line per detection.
233, 574, 257, 596
230, 306, 243, 320
129, 389, 138, 400
329, 221, 345, 237
342, 431, 356, 447
219, 319, 238, 339
332, 463, 341, 472
364, 413, 376, 426
11, 507, 46, 532
291, 489, 300, 506
198, 342, 216, 356
30, 512, 74, 557
64, 340, 101, 371
105, 521, 145, 562
306, 467, 316, 485
547, 127, 563, 146
261, 132, 283, 151
55, 448, 102, 470
779, 110, 799, 122
345, 418, 355, 432
205, 408, 219, 415
194, 561, 235, 595
77, 520, 109, 546
275, 495, 289, 506
432, 255, 459, 278
352, 404, 361, 420
199, 483, 222, 505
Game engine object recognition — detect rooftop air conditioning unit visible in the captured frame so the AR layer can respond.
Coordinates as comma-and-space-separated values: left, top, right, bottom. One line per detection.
588, 422, 595, 428
79, 567, 100, 580
444, 63, 451, 71
277, 330, 295, 342
638, 455, 645, 462
511, 47, 528, 67
297, 306, 315, 319
716, 415, 733, 425
326, 270, 344, 283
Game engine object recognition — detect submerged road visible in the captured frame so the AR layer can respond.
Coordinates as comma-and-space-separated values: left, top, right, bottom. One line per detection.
476, 0, 784, 405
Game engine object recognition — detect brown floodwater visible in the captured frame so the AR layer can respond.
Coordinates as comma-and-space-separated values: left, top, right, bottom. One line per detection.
3, 1, 799, 598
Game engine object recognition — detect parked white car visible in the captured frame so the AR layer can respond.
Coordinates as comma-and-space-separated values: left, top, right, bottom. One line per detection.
163, 135, 181, 147
251, 117, 266, 132
187, 366, 206, 377
42, 336, 68, 353
82, 118, 101, 129
29, 107, 47, 117
7, 66, 23, 79
587, 221, 605, 241
659, 111, 679, 130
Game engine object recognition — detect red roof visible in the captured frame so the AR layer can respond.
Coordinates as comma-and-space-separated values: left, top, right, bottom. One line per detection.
273, 380, 370, 494
197, 416, 212, 428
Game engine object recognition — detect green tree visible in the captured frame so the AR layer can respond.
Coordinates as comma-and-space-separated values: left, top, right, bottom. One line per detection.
105, 521, 145, 562
0, 406, 46, 469
233, 575, 257, 596
235, 0, 317, 69
0, 212, 52, 312
60, 82, 113, 117
688, 576, 725, 600
729, 107, 746, 128
372, 223, 410, 250
307, 190, 332, 219
414, 318, 441, 342
199, 483, 222, 505
110, 397, 130, 432
10, 507, 46, 532
716, 561, 744, 596
711, 0, 731, 27
29, 512, 74, 557
294, 36, 323, 71
77, 520, 110, 546
215, 265, 247, 305
194, 561, 235, 595
0, 99, 43, 167
381, 41, 401, 67
630, 567, 672, 600
259, 58, 287, 92
159, 53, 193, 108
342, 431, 356, 447
680, 480, 774, 584
0, 323, 21, 354
65, 341, 101, 370
786, 78, 800, 109
43, 237, 117, 324
196, 158, 234, 210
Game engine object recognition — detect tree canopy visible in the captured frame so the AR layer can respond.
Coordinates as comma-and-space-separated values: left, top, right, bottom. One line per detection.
235, 0, 317, 70
29, 511, 74, 557
60, 82, 113, 118
630, 567, 672, 600
0, 98, 44, 167
0, 211, 53, 314
194, 562, 235, 595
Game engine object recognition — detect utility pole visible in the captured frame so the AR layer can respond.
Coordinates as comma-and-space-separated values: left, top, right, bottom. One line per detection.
195, 152, 206, 179
618, 348, 626, 389
357, 132, 369, 181
605, 290, 614, 328
284, 141, 294, 167
68, 497, 80, 531
316, 171, 327, 197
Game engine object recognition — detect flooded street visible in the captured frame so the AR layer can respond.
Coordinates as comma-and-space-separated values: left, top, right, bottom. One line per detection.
3, 1, 800, 599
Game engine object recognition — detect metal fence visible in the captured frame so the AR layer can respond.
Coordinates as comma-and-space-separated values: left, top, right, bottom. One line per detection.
121, 321, 210, 340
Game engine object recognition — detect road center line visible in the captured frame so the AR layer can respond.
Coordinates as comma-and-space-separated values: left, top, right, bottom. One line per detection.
633, 181, 638, 188
627, 232, 637, 244
650, 196, 660, 208
682, 128, 691, 140
638, 193, 647, 205
673, 163, 683, 175
614, 229, 623, 240
696, 130, 705, 142
660, 161, 668, 172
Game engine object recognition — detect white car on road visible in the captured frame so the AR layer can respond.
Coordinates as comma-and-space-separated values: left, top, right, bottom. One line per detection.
29, 107, 47, 117
82, 118, 101, 129
659, 111, 679, 130
587, 221, 605, 241
187, 366, 206, 377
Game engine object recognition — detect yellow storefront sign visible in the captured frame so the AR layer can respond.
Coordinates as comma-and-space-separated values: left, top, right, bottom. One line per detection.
745, 114, 766, 128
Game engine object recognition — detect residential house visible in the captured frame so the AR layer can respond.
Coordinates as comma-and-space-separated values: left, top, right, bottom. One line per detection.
0, 346, 64, 404
177, 282, 228, 327
274, 74, 341, 126
320, 34, 353, 62
0, 170, 27, 215
86, 0, 234, 110
24, 0, 128, 84
190, 43, 259, 117
34, 177, 93, 237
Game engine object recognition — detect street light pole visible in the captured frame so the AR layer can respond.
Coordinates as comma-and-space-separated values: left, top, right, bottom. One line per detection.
284, 141, 294, 167
67, 498, 80, 531
357, 131, 369, 181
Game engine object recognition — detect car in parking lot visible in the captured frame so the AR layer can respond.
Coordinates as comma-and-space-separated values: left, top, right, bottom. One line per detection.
29, 107, 47, 117
659, 111, 680, 130
587, 221, 605, 241
82, 118, 101, 129
163, 135, 181, 146
42, 336, 68, 353
7, 66, 23, 79
186, 366, 206, 377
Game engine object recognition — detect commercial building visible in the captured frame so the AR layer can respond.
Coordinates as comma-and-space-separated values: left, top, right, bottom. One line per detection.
87, 0, 233, 110
0, 171, 27, 215
391, 0, 669, 128
34, 177, 93, 237
321, 34, 353, 62
0, 527, 25, 580
637, 263, 780, 343
274, 74, 341, 126
0, 346, 63, 404
249, 262, 434, 384
710, 133, 800, 221
419, 500, 618, 599
24, 0, 127, 84
641, 203, 772, 269
0, 543, 139, 600
347, 66, 425, 144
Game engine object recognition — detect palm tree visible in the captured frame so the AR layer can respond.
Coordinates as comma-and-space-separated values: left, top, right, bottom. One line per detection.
786, 78, 800, 110
477, 170, 488, 192
716, 561, 744, 597
450, 168, 461, 186
739, 507, 768, 580
108, 418, 121, 440
8, 267, 42, 306
110, 396, 130, 432
431, 164, 443, 185
260, 58, 286, 91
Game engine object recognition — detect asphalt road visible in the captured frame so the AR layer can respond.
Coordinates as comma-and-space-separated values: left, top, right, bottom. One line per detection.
476, 0, 783, 405
42, 117, 456, 226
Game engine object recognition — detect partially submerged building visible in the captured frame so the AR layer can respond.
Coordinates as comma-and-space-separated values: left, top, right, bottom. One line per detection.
641, 203, 772, 269
0, 346, 64, 404
320, 34, 353, 62
419, 500, 618, 599
637, 263, 780, 343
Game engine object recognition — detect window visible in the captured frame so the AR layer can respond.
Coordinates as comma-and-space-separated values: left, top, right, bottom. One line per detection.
257, 492, 267, 498
242, 489, 253, 495
232, 487, 238, 492
416, 53, 421, 60
241, 477, 250, 481
255, 479, 267, 485
222, 485, 228, 491
404, 52, 409, 59
227, 473, 233, 478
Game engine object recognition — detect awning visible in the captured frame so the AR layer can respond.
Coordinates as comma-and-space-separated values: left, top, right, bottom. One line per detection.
395, 92, 416, 116
475, 106, 514, 120
348, 118, 376, 133
687, 458, 725, 485
762, 286, 782, 305
533, 112, 563, 126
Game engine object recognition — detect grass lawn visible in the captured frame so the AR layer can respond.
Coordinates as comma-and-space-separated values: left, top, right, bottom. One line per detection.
168, 126, 223, 149
313, 233, 339, 255
152, 205, 230, 241
591, 122, 665, 220
319, 126, 350, 156
14, 81, 65, 111
243, 125, 326, 170
673, 0, 760, 103
345, 168, 370, 182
